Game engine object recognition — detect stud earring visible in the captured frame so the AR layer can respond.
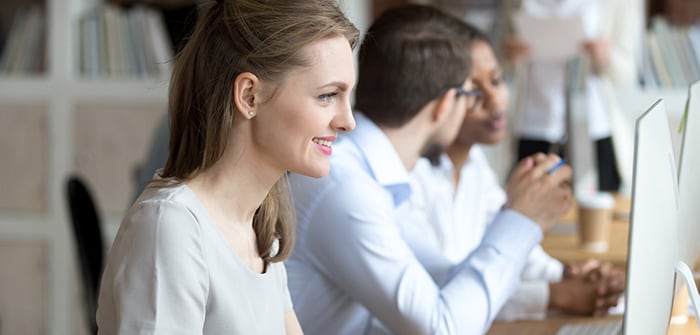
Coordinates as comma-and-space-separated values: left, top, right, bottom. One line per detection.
248, 110, 255, 117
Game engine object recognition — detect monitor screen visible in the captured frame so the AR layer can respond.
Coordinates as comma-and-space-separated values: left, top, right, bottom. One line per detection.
623, 99, 679, 335
677, 80, 700, 274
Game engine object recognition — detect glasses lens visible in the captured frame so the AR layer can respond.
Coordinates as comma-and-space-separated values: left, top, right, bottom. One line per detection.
450, 87, 483, 111
469, 94, 483, 112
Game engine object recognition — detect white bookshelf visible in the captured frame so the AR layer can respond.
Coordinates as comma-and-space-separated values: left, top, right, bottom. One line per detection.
0, 0, 168, 334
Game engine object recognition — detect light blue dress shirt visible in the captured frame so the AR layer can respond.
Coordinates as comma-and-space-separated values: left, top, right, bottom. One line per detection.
286, 113, 544, 335
397, 149, 564, 321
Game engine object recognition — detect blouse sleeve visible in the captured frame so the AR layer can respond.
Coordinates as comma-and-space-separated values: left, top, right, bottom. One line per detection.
271, 261, 294, 312
97, 200, 209, 334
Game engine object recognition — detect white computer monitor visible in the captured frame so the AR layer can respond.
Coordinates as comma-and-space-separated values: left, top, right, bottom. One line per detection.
677, 80, 700, 278
622, 98, 679, 334
556, 99, 681, 335
675, 80, 700, 327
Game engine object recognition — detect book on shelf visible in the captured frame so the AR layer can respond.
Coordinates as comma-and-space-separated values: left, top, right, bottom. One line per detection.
687, 25, 700, 80
143, 6, 173, 76
78, 4, 173, 78
644, 16, 700, 88
651, 16, 687, 86
0, 17, 5, 59
647, 30, 673, 87
641, 30, 661, 88
127, 9, 149, 75
0, 5, 46, 75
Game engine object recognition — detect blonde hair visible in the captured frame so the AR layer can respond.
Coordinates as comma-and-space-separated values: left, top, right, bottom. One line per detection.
162, 0, 359, 263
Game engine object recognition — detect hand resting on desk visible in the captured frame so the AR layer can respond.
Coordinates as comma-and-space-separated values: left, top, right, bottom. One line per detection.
505, 153, 623, 317
552, 260, 625, 317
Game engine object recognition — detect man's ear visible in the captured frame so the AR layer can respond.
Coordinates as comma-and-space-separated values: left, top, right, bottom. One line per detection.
233, 72, 261, 119
430, 88, 457, 125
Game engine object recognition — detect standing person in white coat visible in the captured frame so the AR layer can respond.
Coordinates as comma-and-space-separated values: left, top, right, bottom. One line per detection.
502, 0, 643, 192
396, 22, 624, 322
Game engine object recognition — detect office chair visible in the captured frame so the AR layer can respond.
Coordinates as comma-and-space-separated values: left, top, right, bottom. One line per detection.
66, 175, 104, 335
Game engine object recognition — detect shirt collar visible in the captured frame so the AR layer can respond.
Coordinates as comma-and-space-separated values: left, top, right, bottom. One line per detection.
436, 154, 455, 176
346, 112, 411, 205
434, 148, 481, 181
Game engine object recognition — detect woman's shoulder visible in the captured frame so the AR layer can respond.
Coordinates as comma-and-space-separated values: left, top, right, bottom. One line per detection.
266, 261, 292, 287
131, 183, 202, 215
121, 184, 207, 240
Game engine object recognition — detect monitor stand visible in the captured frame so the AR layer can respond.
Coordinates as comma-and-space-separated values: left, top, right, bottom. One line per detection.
675, 260, 700, 330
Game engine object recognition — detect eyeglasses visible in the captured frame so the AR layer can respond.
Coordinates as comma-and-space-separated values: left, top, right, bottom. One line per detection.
452, 86, 484, 112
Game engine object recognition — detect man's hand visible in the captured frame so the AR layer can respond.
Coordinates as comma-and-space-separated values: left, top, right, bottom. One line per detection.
505, 153, 573, 232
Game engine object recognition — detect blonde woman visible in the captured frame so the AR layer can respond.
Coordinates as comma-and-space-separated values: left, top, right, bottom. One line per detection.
96, 0, 358, 333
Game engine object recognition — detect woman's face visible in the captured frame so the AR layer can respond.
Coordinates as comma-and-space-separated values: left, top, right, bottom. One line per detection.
253, 36, 356, 178
426, 76, 477, 157
453, 40, 509, 147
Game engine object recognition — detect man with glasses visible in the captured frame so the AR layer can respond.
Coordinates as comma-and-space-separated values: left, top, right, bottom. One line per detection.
285, 4, 573, 335
396, 22, 624, 324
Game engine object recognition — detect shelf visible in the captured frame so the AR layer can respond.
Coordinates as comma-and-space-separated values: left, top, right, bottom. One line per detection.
71, 78, 169, 103
0, 77, 169, 103
0, 77, 51, 101
0, 215, 58, 238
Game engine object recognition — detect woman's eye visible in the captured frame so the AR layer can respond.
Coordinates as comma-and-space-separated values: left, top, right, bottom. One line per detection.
319, 92, 339, 103
492, 76, 503, 86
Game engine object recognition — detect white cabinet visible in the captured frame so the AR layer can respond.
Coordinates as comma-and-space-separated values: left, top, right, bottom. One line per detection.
0, 0, 168, 334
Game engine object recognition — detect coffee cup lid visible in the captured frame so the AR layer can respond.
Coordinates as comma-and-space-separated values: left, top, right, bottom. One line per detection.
577, 192, 615, 209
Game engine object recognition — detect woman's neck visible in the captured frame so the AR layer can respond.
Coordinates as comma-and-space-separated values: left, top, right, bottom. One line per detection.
188, 150, 282, 228
446, 143, 473, 187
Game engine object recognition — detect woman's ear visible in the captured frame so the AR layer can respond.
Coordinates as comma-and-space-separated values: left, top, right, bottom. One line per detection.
233, 72, 261, 119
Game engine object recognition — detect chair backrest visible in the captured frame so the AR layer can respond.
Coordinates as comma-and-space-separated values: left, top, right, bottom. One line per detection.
66, 175, 104, 334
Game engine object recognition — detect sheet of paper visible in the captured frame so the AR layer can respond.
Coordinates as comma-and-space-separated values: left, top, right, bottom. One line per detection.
512, 11, 585, 61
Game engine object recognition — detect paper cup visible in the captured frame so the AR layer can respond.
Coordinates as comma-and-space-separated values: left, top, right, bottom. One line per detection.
577, 192, 614, 253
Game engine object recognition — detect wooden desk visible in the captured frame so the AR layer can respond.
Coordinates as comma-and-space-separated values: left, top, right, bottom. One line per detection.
541, 221, 629, 267
486, 315, 700, 335
541, 194, 632, 267
494, 194, 700, 335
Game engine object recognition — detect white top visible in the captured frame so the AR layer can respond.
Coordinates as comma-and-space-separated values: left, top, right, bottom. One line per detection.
96, 182, 293, 335
397, 147, 564, 321
516, 0, 611, 142
285, 112, 544, 335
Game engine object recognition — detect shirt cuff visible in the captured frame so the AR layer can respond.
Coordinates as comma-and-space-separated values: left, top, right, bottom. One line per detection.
545, 259, 564, 282
496, 281, 550, 321
481, 210, 543, 261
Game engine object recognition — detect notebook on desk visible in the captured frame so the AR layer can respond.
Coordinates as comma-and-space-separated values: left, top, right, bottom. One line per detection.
556, 99, 679, 335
